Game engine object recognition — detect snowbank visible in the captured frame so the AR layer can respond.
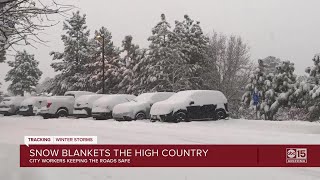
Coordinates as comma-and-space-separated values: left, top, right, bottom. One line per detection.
0, 117, 320, 180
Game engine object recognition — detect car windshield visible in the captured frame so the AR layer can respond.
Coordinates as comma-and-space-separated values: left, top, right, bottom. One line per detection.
64, 94, 75, 97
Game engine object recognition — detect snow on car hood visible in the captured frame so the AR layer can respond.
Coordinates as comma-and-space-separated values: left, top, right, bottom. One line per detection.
113, 101, 149, 114
150, 99, 189, 115
74, 94, 103, 108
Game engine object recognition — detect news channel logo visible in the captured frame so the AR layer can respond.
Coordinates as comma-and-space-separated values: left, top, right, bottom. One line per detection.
286, 148, 307, 163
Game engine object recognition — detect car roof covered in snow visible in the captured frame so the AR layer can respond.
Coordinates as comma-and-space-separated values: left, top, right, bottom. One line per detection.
64, 91, 94, 97
134, 92, 174, 103
167, 90, 227, 103
75, 94, 104, 104
93, 94, 136, 107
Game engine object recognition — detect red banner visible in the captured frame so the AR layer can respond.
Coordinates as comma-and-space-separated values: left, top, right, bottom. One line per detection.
20, 145, 320, 167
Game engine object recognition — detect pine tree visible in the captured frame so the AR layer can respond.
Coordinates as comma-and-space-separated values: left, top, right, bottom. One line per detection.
118, 35, 145, 93
298, 53, 320, 121
50, 11, 91, 93
86, 26, 121, 93
241, 59, 268, 118
261, 61, 296, 120
0, 82, 3, 101
136, 14, 185, 92
44, 74, 66, 95
172, 15, 209, 89
262, 56, 282, 75
241, 59, 297, 120
5, 50, 42, 95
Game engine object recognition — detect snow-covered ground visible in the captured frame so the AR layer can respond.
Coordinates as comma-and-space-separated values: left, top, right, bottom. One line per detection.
0, 115, 320, 180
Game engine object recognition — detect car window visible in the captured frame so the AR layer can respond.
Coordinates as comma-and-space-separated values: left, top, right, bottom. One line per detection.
64, 94, 75, 97
191, 92, 209, 106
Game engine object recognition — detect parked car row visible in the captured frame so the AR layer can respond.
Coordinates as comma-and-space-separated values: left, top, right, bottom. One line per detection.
0, 96, 26, 116
0, 90, 229, 122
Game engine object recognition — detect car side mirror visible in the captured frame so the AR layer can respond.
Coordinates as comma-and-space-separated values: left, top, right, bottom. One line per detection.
189, 101, 195, 105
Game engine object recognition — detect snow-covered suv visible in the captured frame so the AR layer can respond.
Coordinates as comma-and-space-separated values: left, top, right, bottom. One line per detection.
92, 94, 136, 120
73, 94, 105, 118
0, 96, 25, 116
39, 91, 94, 119
113, 92, 174, 121
150, 90, 229, 122
19, 96, 48, 116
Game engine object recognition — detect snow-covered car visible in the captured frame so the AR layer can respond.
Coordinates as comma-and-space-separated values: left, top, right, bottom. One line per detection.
91, 94, 136, 120
18, 96, 48, 116
39, 91, 94, 119
113, 92, 175, 121
73, 94, 105, 118
150, 90, 229, 122
0, 96, 25, 116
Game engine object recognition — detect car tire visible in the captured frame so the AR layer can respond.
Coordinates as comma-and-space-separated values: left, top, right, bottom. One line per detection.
215, 109, 227, 120
135, 112, 146, 120
174, 111, 188, 123
56, 108, 68, 118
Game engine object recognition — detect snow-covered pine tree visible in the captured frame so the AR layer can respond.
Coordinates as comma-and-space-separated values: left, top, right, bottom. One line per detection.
136, 14, 185, 92
172, 15, 209, 89
241, 59, 267, 118
36, 77, 53, 94
301, 53, 320, 121
0, 82, 3, 101
5, 50, 42, 95
261, 56, 282, 75
262, 61, 296, 120
50, 11, 91, 93
118, 35, 145, 94
86, 26, 121, 94
44, 74, 66, 95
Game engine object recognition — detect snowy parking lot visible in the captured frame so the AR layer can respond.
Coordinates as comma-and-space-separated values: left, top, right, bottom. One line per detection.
0, 116, 320, 180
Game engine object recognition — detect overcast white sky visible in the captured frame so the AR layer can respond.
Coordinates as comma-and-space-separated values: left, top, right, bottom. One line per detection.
1, 0, 320, 92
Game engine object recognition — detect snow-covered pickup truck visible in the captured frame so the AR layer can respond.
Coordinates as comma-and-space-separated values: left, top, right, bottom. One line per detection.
39, 91, 94, 119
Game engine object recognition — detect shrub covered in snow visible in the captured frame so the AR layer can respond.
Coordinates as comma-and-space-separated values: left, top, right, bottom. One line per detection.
241, 59, 298, 120
261, 61, 296, 120
295, 53, 320, 121
241, 59, 268, 119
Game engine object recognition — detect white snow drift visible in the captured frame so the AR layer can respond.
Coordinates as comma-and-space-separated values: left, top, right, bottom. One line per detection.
0, 116, 319, 180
